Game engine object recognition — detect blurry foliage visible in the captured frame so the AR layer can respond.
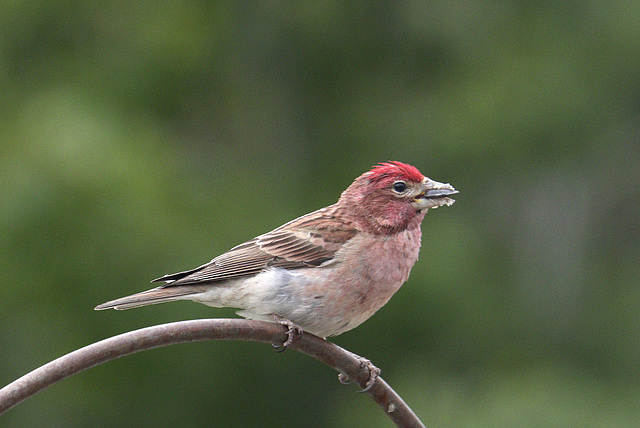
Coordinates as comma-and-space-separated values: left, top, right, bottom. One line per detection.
1, 1, 639, 427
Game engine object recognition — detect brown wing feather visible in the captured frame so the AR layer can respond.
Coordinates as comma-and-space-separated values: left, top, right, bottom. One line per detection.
152, 205, 357, 287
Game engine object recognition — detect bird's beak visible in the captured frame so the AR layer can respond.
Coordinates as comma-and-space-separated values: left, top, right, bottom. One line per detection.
413, 177, 458, 211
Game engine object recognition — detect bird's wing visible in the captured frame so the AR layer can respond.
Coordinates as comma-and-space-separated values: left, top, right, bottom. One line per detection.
152, 207, 357, 287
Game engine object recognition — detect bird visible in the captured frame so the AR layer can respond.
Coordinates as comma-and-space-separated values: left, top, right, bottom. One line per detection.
95, 161, 457, 342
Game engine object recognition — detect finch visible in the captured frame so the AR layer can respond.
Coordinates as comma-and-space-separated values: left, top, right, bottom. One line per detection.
95, 161, 457, 339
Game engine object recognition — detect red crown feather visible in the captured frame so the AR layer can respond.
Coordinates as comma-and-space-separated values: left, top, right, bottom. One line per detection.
369, 161, 424, 183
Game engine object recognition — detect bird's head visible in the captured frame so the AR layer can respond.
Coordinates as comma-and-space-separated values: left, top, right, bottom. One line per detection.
340, 161, 458, 234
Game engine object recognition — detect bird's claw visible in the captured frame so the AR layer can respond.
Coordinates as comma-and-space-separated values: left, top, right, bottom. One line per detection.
271, 315, 302, 352
338, 372, 351, 385
338, 356, 380, 392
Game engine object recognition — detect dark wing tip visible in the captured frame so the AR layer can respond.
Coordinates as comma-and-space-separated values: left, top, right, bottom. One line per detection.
150, 264, 208, 283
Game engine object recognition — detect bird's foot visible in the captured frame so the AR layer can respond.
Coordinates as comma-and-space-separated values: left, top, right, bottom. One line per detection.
271, 315, 303, 352
338, 355, 380, 392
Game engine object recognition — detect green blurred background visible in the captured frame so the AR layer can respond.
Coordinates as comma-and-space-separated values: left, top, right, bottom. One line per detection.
1, 1, 639, 427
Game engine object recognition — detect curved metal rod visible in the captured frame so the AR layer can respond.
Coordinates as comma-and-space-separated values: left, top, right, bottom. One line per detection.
0, 319, 425, 428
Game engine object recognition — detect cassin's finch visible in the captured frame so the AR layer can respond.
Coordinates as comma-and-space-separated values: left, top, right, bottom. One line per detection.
96, 162, 457, 340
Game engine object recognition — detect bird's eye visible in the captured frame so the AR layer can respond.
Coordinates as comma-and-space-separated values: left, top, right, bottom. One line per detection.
392, 181, 407, 193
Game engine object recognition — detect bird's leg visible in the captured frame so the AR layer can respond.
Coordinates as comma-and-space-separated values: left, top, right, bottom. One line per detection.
338, 354, 380, 392
271, 315, 303, 352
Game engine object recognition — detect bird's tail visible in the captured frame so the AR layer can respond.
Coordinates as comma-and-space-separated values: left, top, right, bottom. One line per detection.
94, 286, 206, 311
